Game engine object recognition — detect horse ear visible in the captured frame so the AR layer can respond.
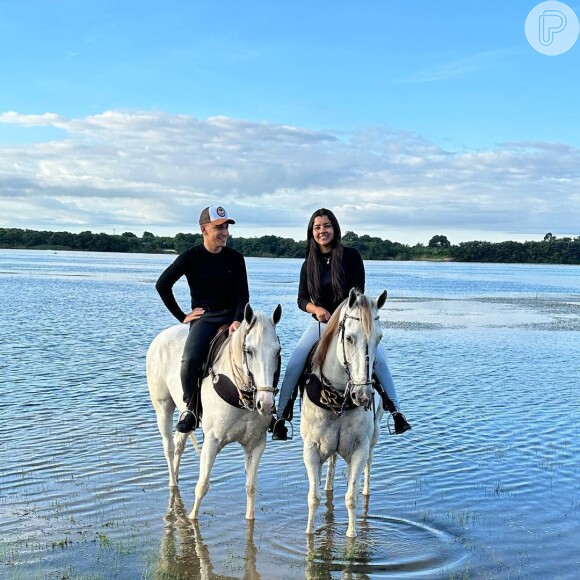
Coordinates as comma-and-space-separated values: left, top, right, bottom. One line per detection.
244, 303, 254, 324
272, 304, 282, 325
376, 290, 388, 310
347, 287, 358, 309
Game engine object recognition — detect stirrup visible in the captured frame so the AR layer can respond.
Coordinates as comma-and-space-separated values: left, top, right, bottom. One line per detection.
176, 409, 200, 433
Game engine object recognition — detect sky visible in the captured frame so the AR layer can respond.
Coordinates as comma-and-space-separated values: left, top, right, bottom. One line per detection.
0, 0, 579, 245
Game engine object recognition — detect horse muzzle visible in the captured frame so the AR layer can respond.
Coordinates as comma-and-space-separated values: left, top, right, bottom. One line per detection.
254, 388, 276, 416
350, 384, 373, 411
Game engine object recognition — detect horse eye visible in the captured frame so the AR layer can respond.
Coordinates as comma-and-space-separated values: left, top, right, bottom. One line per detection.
346, 335, 354, 344
245, 348, 254, 357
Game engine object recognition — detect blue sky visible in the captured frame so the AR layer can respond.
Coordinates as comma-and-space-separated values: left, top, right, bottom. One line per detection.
0, 0, 579, 244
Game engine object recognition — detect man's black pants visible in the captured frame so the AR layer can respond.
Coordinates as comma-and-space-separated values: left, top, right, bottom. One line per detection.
181, 310, 234, 404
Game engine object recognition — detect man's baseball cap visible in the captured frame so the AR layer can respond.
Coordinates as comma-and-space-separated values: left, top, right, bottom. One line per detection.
199, 205, 236, 226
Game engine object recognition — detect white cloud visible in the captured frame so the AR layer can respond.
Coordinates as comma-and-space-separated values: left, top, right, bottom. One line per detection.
0, 110, 578, 243
397, 49, 518, 84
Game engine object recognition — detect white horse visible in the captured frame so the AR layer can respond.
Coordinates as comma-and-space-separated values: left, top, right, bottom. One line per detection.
147, 303, 282, 520
301, 288, 387, 538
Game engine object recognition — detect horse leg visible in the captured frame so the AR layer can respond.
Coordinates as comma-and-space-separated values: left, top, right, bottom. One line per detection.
153, 400, 178, 487
324, 453, 336, 492
363, 407, 383, 496
345, 447, 370, 538
362, 446, 375, 496
304, 441, 323, 534
363, 437, 377, 497
243, 438, 267, 520
173, 430, 188, 484
190, 436, 220, 520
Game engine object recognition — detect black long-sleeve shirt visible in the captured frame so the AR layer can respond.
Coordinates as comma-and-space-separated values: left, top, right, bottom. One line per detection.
156, 244, 249, 323
297, 246, 365, 316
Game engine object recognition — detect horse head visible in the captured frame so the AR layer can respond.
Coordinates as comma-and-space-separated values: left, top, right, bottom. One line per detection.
335, 288, 387, 409
239, 303, 283, 416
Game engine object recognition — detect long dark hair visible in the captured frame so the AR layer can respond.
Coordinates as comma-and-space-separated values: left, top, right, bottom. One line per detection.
305, 208, 345, 304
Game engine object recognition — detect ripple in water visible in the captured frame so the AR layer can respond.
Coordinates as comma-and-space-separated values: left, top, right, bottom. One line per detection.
266, 493, 468, 578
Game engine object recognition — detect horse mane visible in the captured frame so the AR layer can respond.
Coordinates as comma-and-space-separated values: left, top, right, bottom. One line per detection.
221, 312, 268, 383
313, 291, 375, 370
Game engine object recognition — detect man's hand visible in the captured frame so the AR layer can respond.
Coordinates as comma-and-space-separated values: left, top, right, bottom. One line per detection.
229, 320, 241, 335
183, 308, 205, 324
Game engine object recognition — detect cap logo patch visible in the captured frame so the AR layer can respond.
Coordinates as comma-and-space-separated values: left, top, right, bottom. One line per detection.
216, 206, 226, 217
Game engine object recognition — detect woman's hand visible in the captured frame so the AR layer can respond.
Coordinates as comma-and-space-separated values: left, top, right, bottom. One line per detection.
312, 306, 331, 322
229, 320, 241, 335
183, 307, 205, 323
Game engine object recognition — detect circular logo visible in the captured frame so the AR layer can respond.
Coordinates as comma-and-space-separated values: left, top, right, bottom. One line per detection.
216, 206, 226, 217
525, 2, 579, 55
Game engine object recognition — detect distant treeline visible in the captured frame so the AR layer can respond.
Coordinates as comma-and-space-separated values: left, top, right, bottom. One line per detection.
0, 228, 579, 264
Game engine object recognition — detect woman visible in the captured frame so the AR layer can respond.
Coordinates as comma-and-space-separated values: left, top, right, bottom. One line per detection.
273, 208, 411, 440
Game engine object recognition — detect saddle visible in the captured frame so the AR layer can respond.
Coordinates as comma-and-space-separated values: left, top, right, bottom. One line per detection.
187, 325, 230, 422
200, 325, 230, 379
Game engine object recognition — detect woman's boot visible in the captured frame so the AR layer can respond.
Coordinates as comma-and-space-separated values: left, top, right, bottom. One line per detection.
373, 381, 412, 435
271, 416, 288, 441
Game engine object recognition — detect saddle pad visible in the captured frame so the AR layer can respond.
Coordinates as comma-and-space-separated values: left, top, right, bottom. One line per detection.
212, 373, 248, 409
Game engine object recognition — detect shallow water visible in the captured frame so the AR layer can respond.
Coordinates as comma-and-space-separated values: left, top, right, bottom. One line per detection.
1, 250, 579, 579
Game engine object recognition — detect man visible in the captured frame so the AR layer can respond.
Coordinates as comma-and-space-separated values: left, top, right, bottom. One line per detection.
156, 205, 250, 432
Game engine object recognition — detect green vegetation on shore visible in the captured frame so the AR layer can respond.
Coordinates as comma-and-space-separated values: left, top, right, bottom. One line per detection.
1, 228, 579, 264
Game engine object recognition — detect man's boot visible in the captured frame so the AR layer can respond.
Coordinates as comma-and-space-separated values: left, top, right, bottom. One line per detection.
175, 408, 199, 433
176, 384, 201, 433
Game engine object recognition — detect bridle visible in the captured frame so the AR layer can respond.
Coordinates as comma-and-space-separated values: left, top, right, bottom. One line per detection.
321, 306, 379, 415
235, 317, 279, 410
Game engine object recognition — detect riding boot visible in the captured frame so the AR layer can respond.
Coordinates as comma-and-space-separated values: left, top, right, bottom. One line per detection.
176, 382, 202, 433
271, 415, 288, 441
271, 406, 290, 441
392, 411, 412, 434
271, 386, 298, 441
373, 381, 412, 435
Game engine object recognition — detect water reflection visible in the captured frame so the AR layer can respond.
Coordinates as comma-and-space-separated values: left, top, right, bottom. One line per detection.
154, 489, 260, 579
305, 491, 374, 579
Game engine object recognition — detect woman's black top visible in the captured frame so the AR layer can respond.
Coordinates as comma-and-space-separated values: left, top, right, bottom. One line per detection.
156, 244, 249, 323
297, 245, 365, 317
